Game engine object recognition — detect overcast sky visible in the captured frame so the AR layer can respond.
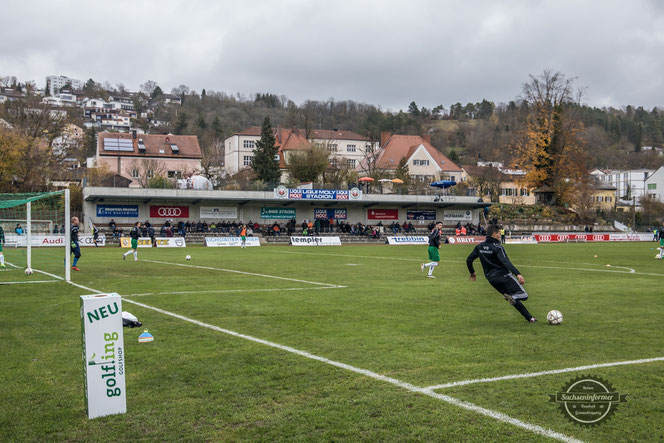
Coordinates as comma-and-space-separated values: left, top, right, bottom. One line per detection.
2, 0, 664, 111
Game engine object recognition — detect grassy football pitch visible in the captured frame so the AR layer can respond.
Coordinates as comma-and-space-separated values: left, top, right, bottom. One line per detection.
1, 242, 663, 442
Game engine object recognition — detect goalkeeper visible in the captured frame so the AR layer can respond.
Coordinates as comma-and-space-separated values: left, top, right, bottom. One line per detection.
71, 217, 81, 271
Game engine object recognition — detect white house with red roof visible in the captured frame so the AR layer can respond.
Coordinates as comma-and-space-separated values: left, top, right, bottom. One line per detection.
224, 126, 376, 174
359, 132, 462, 183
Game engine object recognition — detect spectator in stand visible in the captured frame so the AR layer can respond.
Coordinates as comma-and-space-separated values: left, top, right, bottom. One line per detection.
109, 219, 116, 232
15, 224, 23, 235
178, 221, 185, 236
160, 225, 167, 236
307, 219, 314, 233
148, 224, 156, 247
60, 225, 65, 234
461, 226, 467, 236
455, 227, 461, 236
185, 221, 192, 232
253, 222, 260, 234
407, 222, 414, 233
165, 226, 174, 237
314, 218, 321, 235
53, 224, 59, 234
272, 222, 281, 236
140, 223, 148, 238
329, 217, 335, 233
428, 221, 435, 231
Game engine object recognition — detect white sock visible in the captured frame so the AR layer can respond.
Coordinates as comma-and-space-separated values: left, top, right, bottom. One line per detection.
0, 254, 4, 265
134, 251, 138, 261
427, 262, 438, 276
123, 250, 131, 257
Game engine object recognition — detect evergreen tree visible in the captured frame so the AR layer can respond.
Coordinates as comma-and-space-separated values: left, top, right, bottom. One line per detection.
174, 112, 188, 135
211, 116, 223, 138
251, 117, 281, 184
151, 86, 164, 100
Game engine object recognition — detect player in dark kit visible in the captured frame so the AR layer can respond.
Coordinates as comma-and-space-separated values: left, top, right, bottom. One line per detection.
421, 221, 443, 278
466, 225, 536, 323
71, 216, 81, 271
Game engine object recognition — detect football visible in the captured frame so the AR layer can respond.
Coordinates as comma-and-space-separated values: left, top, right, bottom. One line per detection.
25, 268, 33, 275
656, 254, 662, 260
547, 310, 563, 325
185, 255, 191, 261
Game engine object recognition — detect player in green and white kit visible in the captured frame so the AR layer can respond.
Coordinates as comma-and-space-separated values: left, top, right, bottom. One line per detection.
0, 224, 5, 268
421, 221, 443, 278
123, 222, 141, 261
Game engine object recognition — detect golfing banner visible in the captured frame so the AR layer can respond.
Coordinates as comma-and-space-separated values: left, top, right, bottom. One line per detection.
80, 293, 126, 419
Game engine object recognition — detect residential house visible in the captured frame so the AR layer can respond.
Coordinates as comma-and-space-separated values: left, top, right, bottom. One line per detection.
462, 164, 535, 204
308, 129, 377, 170
645, 166, 664, 202
360, 133, 462, 183
592, 168, 653, 202
52, 123, 84, 156
589, 183, 617, 211
162, 94, 182, 105
46, 75, 83, 95
92, 131, 202, 187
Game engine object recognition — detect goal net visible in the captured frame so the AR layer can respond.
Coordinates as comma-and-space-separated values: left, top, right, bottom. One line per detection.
0, 190, 71, 282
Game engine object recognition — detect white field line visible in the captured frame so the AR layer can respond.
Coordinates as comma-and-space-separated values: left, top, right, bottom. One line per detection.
425, 356, 664, 390
142, 259, 342, 288
0, 280, 59, 285
123, 286, 344, 297
276, 251, 664, 277
121, 297, 581, 443
49, 272, 582, 442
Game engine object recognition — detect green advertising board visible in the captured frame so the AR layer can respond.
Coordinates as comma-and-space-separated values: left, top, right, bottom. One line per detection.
261, 207, 296, 219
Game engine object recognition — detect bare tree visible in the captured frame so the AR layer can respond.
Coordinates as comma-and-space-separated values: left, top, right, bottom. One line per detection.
129, 158, 167, 188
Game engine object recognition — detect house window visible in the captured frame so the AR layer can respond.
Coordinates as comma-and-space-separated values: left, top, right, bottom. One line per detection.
347, 159, 356, 168
330, 158, 338, 167
167, 171, 182, 179
243, 140, 255, 149
648, 183, 656, 190
413, 159, 429, 166
131, 169, 139, 178
520, 188, 530, 196
147, 170, 154, 178
347, 144, 356, 152
606, 196, 612, 202
328, 144, 338, 152
243, 155, 253, 166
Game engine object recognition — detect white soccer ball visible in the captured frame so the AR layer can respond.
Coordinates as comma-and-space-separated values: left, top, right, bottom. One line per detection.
547, 310, 563, 325
656, 254, 662, 260
25, 268, 33, 275
185, 255, 191, 261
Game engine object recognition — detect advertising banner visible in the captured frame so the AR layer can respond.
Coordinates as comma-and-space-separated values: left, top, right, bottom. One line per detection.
153, 237, 186, 248
274, 186, 362, 200
200, 206, 237, 219
149, 205, 189, 218
80, 293, 126, 419
120, 237, 152, 248
367, 209, 399, 220
96, 205, 138, 218
505, 235, 538, 244
314, 208, 348, 220
386, 236, 429, 245
447, 236, 485, 244
534, 233, 652, 242
443, 210, 472, 221
5, 235, 103, 247
406, 210, 436, 221
260, 207, 296, 219
205, 237, 261, 247
290, 236, 342, 246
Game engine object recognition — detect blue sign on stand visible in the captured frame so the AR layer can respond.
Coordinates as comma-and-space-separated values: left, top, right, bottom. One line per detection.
96, 205, 139, 218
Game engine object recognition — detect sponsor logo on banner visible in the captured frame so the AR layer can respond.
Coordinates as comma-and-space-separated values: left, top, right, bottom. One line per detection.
261, 207, 296, 219
533, 233, 652, 242
149, 205, 189, 218
407, 210, 436, 221
290, 236, 342, 246
199, 206, 237, 219
154, 237, 187, 248
96, 205, 139, 218
506, 235, 538, 244
81, 235, 106, 247
204, 237, 261, 247
368, 209, 399, 220
386, 236, 428, 245
447, 236, 485, 244
443, 210, 472, 221
314, 208, 348, 219
274, 187, 362, 200
80, 293, 126, 419
120, 237, 152, 248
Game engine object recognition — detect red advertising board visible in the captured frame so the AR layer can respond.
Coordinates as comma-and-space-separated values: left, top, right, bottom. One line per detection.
447, 236, 485, 244
534, 233, 608, 242
149, 205, 189, 218
368, 209, 399, 220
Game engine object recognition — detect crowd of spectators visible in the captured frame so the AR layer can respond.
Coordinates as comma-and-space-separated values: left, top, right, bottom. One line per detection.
452, 221, 486, 236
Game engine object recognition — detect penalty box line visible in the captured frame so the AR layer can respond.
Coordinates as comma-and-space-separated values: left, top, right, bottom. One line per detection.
64, 278, 581, 443
123, 286, 342, 297
425, 356, 664, 391
142, 259, 345, 288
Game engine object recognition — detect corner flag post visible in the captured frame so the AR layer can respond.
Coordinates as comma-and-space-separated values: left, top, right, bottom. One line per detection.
65, 189, 71, 282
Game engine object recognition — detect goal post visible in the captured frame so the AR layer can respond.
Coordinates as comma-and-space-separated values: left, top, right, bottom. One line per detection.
0, 190, 71, 281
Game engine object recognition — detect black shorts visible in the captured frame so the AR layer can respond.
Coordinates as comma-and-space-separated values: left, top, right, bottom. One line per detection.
488, 274, 528, 300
